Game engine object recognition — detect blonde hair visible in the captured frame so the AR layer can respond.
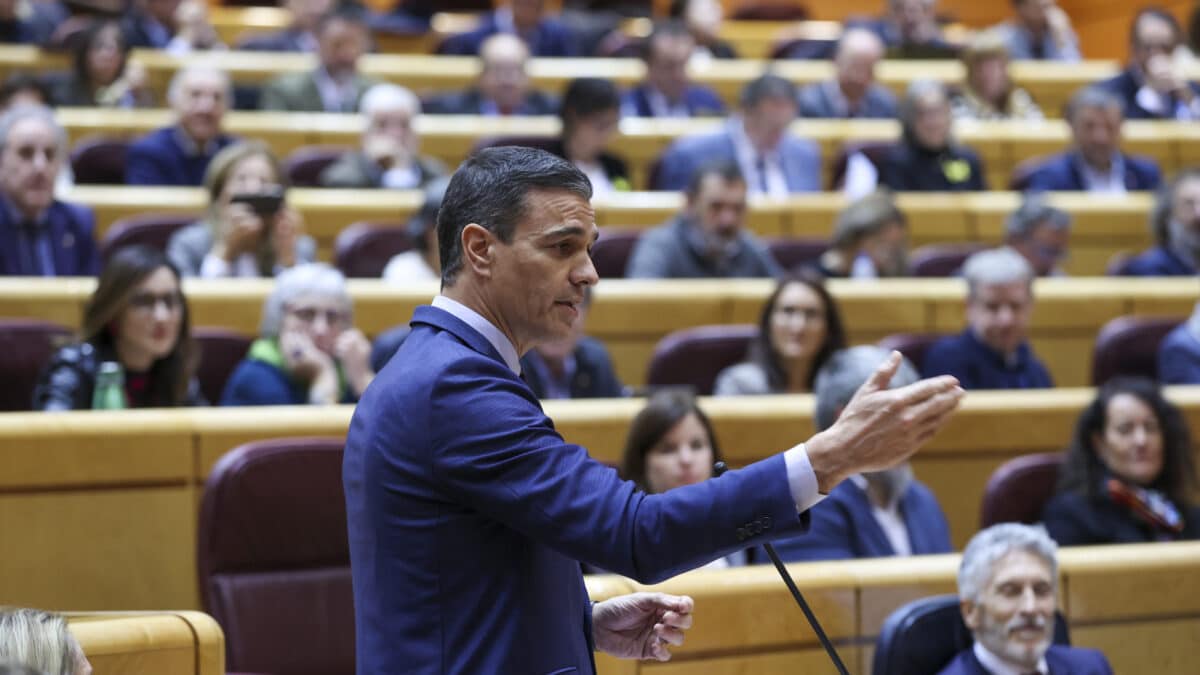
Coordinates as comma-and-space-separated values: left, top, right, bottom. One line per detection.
0, 608, 80, 675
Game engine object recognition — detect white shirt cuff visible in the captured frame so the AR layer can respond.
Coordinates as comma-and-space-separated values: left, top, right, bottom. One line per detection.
783, 443, 826, 513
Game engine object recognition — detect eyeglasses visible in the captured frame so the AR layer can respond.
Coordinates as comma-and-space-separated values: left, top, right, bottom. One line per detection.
286, 305, 349, 327
128, 292, 182, 313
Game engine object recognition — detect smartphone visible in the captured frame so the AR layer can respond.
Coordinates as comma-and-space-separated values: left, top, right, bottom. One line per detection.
230, 187, 286, 218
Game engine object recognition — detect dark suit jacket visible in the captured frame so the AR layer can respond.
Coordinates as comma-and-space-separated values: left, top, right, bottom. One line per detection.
120, 12, 172, 49
438, 11, 575, 57
1023, 151, 1162, 192
0, 196, 98, 277
236, 28, 312, 52
1158, 322, 1200, 384
318, 151, 447, 189
922, 329, 1053, 390
344, 305, 809, 673
797, 80, 898, 119
423, 88, 558, 116
1042, 490, 1200, 547
126, 126, 236, 186
620, 84, 726, 118
1119, 245, 1196, 276
520, 337, 624, 399
259, 70, 376, 113
1098, 67, 1200, 120
937, 645, 1113, 675
654, 127, 822, 193
772, 478, 951, 561
879, 142, 987, 192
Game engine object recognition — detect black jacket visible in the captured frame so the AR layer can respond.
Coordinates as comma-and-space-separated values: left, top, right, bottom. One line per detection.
1042, 490, 1200, 546
879, 141, 986, 192
33, 342, 206, 411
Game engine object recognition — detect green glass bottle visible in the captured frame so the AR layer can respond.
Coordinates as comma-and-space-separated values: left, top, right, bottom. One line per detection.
92, 361, 128, 410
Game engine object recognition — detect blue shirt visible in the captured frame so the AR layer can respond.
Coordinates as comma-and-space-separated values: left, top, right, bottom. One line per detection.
921, 329, 1054, 390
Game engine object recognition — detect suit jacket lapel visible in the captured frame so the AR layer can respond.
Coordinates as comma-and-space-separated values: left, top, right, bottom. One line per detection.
845, 482, 896, 556
410, 305, 511, 370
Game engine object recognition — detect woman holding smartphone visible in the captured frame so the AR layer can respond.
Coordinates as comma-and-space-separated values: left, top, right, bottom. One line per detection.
167, 141, 317, 278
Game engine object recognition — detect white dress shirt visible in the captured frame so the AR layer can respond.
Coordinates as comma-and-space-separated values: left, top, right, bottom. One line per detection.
1079, 154, 1127, 194
848, 474, 912, 556
973, 641, 1048, 675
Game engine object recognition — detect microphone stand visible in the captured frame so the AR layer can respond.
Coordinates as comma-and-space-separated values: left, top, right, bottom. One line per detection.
714, 461, 850, 675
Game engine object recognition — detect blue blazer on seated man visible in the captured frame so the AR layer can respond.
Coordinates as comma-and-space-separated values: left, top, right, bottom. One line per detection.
1022, 151, 1162, 192
620, 84, 726, 118
126, 126, 237, 186
939, 644, 1113, 675
654, 121, 821, 194
438, 8, 575, 57
0, 197, 99, 277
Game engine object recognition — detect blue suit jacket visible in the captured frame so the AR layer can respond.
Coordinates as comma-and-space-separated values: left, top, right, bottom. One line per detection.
1023, 151, 1162, 192
0, 197, 98, 277
937, 645, 1112, 675
1098, 68, 1200, 120
1119, 245, 1196, 276
922, 330, 1053, 390
439, 12, 575, 57
772, 478, 951, 561
1158, 322, 1200, 384
126, 126, 237, 186
344, 306, 810, 674
654, 129, 821, 193
620, 84, 726, 118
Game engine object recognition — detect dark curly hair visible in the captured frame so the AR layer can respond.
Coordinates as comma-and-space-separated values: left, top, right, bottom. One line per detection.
620, 388, 724, 493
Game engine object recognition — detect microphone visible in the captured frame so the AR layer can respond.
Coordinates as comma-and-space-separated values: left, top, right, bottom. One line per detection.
714, 461, 850, 675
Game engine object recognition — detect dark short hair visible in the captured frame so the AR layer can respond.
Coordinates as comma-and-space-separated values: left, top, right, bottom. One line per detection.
748, 271, 847, 391
316, 2, 369, 35
685, 159, 745, 199
1130, 6, 1182, 47
559, 77, 620, 131
1057, 377, 1197, 509
739, 73, 798, 109
0, 73, 51, 109
1064, 86, 1123, 123
620, 388, 725, 492
437, 146, 593, 285
642, 20, 693, 62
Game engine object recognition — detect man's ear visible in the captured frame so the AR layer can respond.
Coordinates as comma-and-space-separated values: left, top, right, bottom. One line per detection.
460, 223, 495, 279
960, 598, 979, 631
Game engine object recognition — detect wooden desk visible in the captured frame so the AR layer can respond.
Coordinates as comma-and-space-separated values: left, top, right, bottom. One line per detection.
70, 612, 225, 675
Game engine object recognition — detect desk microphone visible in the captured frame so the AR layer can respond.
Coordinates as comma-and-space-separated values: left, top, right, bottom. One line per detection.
713, 461, 850, 675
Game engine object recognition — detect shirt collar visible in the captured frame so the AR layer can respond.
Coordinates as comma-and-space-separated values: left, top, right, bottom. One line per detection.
432, 295, 522, 375
973, 641, 1048, 675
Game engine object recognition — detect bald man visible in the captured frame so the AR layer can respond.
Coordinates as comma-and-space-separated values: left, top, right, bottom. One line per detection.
797, 28, 898, 119
426, 33, 557, 116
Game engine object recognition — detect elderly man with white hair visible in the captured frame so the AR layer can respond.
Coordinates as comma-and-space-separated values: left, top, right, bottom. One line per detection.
320, 83, 447, 190
939, 523, 1113, 674
797, 28, 897, 119
773, 345, 952, 562
922, 247, 1053, 389
125, 66, 235, 185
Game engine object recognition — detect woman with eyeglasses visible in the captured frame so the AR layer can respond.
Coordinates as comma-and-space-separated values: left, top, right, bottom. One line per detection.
33, 245, 203, 410
220, 263, 374, 406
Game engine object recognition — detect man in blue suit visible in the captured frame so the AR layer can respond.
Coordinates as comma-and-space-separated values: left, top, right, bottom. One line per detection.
653, 74, 821, 195
938, 523, 1113, 675
797, 28, 898, 120
1121, 168, 1200, 276
1097, 8, 1200, 121
343, 146, 964, 673
0, 106, 98, 277
1022, 87, 1161, 193
621, 22, 725, 119
126, 67, 236, 186
774, 346, 952, 562
439, 0, 575, 57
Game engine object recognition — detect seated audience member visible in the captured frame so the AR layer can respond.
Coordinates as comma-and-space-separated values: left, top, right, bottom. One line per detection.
520, 287, 624, 399
797, 28, 897, 119
621, 21, 725, 119
164, 0, 225, 55
168, 142, 316, 278
221, 263, 374, 405
880, 80, 987, 192
424, 33, 557, 116
1160, 301, 1200, 384
1005, 193, 1071, 276
0, 106, 98, 277
0, 74, 52, 110
239, 0, 331, 52
122, 0, 179, 49
714, 273, 846, 395
774, 346, 951, 561
626, 161, 780, 279
675, 0, 737, 61
814, 191, 909, 278
439, 0, 574, 57
1099, 8, 1200, 120
1022, 87, 1162, 193
0, 607, 91, 675
991, 0, 1081, 61
854, 0, 957, 59
940, 523, 1113, 675
1121, 169, 1200, 276
619, 388, 746, 567
951, 31, 1043, 121
320, 83, 446, 190
1043, 377, 1200, 545
382, 176, 448, 283
50, 19, 153, 108
0, 0, 65, 45
655, 74, 821, 196
550, 78, 628, 196
259, 5, 376, 113
126, 67, 235, 186
33, 246, 204, 410
922, 247, 1053, 389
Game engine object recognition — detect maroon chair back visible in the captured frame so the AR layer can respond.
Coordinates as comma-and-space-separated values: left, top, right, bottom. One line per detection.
828, 141, 893, 190
198, 437, 354, 675
908, 243, 986, 277
877, 333, 945, 373
0, 319, 71, 411
334, 221, 414, 278
99, 213, 198, 263
284, 146, 350, 188
767, 237, 827, 272
591, 228, 641, 278
979, 452, 1065, 528
70, 136, 130, 185
646, 325, 758, 395
193, 328, 252, 405
1091, 316, 1182, 386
